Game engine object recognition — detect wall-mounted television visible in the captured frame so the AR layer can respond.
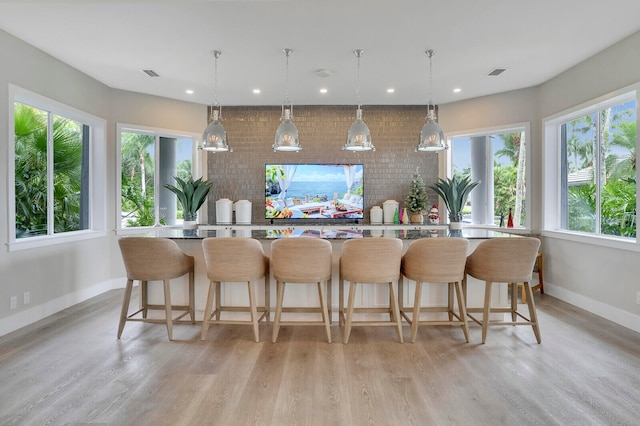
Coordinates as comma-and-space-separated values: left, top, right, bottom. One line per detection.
265, 164, 364, 221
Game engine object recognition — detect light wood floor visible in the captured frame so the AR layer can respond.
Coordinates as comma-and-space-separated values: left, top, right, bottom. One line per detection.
1, 290, 640, 425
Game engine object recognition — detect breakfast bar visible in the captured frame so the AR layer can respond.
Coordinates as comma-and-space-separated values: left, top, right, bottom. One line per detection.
129, 226, 528, 323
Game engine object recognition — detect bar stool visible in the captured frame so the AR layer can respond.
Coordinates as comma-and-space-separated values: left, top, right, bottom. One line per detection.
117, 237, 195, 341
271, 238, 333, 343
400, 238, 470, 343
463, 237, 542, 344
339, 238, 403, 344
201, 238, 269, 342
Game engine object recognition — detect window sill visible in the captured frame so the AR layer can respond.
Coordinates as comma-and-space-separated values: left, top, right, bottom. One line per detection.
541, 229, 638, 252
7, 230, 108, 252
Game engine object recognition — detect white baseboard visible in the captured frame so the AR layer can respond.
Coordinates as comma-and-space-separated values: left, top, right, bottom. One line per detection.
0, 279, 121, 337
545, 282, 640, 334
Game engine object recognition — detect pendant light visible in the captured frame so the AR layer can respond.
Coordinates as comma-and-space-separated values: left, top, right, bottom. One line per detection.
202, 50, 232, 152
273, 48, 301, 152
344, 49, 375, 152
416, 49, 447, 152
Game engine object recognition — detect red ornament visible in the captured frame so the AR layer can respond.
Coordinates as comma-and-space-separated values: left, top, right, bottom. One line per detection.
507, 208, 514, 228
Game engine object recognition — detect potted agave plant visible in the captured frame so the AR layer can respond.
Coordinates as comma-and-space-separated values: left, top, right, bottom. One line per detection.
164, 176, 213, 229
429, 174, 479, 230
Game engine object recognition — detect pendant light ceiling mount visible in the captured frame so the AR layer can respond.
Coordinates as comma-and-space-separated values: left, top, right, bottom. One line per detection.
201, 49, 231, 153
273, 48, 301, 152
344, 49, 374, 152
416, 49, 447, 152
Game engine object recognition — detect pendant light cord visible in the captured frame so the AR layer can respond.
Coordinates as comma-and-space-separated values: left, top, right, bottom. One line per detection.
427, 49, 434, 107
283, 48, 292, 116
355, 49, 363, 110
212, 50, 221, 117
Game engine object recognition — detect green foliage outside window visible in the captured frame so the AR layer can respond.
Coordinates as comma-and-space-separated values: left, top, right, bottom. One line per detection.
14, 103, 85, 238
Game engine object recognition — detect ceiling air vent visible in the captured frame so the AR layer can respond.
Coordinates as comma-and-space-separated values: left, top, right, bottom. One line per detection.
487, 68, 507, 76
142, 69, 160, 77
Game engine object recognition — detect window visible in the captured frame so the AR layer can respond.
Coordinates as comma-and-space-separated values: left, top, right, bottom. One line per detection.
117, 124, 198, 229
448, 124, 529, 227
544, 89, 637, 242
8, 85, 106, 250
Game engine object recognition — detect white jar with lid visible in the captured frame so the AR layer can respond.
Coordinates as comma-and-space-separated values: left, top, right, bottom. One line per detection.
383, 200, 399, 224
370, 206, 383, 225
216, 198, 233, 224
235, 200, 252, 224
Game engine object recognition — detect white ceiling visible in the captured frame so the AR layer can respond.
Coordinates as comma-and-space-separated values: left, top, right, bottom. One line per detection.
1, 0, 640, 107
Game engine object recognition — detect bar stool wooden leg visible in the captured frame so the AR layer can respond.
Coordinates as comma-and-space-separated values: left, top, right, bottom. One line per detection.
163, 279, 173, 341
318, 281, 332, 343
524, 281, 542, 343
344, 281, 358, 344
248, 280, 259, 342
118, 279, 134, 339
481, 281, 492, 344
201, 281, 216, 340
411, 280, 423, 343
272, 280, 285, 343
453, 281, 470, 342
389, 281, 403, 344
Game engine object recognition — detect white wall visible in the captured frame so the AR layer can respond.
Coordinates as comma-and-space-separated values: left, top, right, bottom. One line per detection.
0, 29, 206, 336
536, 31, 640, 332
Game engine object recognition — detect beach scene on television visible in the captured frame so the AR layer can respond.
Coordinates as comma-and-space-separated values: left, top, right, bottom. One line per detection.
265, 164, 364, 220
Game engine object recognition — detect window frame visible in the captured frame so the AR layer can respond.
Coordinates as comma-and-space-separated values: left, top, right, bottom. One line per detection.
7, 84, 107, 251
542, 84, 639, 251
442, 122, 532, 229
115, 123, 201, 233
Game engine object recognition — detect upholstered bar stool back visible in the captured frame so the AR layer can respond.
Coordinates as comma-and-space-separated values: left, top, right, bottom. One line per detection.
464, 237, 541, 344
270, 238, 333, 343
117, 237, 195, 341
339, 237, 404, 344
400, 238, 470, 343
201, 237, 269, 342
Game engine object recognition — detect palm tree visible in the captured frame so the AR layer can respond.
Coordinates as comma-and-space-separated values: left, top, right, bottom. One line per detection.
496, 132, 525, 225
608, 121, 636, 180
120, 132, 155, 226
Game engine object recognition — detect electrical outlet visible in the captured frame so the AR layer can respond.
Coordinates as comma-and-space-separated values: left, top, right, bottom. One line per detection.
23, 292, 30, 305
636, 291, 640, 305
10, 296, 17, 310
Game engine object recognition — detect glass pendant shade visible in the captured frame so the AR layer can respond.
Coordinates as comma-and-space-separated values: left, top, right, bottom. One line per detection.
202, 109, 231, 152
344, 108, 375, 151
417, 107, 447, 151
273, 108, 301, 152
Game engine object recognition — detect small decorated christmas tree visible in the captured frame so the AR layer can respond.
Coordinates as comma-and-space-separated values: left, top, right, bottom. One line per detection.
405, 168, 428, 214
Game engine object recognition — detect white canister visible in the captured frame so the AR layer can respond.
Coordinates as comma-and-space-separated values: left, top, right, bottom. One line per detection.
383, 200, 399, 224
235, 199, 252, 224
370, 206, 383, 225
216, 198, 233, 224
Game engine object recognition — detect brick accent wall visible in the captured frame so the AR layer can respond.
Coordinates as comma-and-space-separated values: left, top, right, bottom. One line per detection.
206, 105, 440, 224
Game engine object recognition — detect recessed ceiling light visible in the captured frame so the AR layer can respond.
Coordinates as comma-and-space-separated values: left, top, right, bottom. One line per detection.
320, 88, 328, 94
253, 89, 261, 94
185, 89, 194, 94
386, 88, 395, 93
453, 88, 461, 93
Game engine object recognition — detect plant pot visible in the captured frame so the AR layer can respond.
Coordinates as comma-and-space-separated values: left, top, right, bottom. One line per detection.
449, 221, 463, 230
410, 212, 424, 224
183, 220, 197, 230
183, 211, 197, 229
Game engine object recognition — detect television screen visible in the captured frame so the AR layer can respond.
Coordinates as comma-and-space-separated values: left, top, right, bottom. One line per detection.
265, 164, 364, 221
